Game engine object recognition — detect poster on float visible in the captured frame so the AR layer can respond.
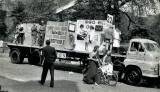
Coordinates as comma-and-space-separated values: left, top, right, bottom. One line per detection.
45, 21, 76, 51
64, 21, 76, 50
45, 21, 68, 50
75, 20, 114, 52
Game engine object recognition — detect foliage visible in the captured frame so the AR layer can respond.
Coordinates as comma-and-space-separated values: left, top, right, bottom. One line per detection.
0, 10, 7, 39
11, 1, 26, 24
24, 0, 57, 23
3, 0, 160, 43
64, 0, 160, 43
9, 0, 58, 23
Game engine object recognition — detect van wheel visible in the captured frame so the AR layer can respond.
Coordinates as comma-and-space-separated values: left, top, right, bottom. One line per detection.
125, 68, 142, 85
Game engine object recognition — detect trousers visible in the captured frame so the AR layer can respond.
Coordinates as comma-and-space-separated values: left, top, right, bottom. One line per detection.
41, 62, 54, 86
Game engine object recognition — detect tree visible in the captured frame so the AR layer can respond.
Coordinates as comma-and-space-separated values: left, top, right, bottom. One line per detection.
0, 10, 7, 40
64, 0, 160, 42
11, 1, 26, 24
24, 0, 57, 23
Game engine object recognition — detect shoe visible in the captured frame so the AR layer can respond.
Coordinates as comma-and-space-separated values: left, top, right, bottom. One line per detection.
50, 85, 54, 88
38, 81, 44, 85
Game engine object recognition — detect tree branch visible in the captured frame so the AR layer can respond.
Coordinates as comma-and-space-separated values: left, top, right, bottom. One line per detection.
119, 10, 136, 30
120, 0, 132, 7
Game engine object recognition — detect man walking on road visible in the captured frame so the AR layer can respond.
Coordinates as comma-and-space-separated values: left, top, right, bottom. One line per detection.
39, 40, 57, 88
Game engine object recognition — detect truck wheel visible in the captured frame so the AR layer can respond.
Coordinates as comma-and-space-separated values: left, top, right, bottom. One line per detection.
10, 50, 24, 64
28, 50, 40, 65
125, 68, 142, 85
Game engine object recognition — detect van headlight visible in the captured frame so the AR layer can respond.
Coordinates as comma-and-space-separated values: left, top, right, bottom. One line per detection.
151, 65, 158, 75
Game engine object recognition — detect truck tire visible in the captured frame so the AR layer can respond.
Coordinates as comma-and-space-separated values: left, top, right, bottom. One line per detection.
125, 68, 142, 85
10, 49, 24, 64
28, 50, 40, 65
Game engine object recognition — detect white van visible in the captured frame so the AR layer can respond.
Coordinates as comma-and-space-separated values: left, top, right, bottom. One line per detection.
124, 38, 160, 85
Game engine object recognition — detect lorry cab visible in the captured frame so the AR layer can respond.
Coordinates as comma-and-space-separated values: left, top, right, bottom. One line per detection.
124, 38, 160, 85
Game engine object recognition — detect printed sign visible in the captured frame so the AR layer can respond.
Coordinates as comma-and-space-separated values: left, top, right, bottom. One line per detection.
57, 52, 66, 58
68, 23, 76, 32
107, 14, 113, 24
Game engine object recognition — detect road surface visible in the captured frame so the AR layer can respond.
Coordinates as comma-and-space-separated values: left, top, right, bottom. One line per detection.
0, 54, 159, 92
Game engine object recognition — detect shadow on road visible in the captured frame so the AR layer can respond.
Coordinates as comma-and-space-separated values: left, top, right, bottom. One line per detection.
139, 78, 160, 89
21, 59, 83, 73
54, 63, 83, 73
0, 76, 80, 92
121, 78, 160, 89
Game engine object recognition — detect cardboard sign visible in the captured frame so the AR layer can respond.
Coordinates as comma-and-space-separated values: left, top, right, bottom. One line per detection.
107, 14, 113, 24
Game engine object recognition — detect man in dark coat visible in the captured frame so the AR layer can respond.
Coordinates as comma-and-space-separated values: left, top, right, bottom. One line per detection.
39, 40, 57, 88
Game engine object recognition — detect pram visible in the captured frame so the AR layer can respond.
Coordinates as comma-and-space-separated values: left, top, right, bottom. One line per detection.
94, 55, 118, 86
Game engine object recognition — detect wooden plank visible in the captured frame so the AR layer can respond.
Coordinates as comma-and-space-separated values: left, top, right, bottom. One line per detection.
111, 53, 126, 58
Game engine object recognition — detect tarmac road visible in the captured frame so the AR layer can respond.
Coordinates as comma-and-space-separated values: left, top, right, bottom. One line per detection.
0, 55, 160, 92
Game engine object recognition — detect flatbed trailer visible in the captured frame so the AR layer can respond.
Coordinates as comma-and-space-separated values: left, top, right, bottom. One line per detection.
7, 43, 90, 66
7, 43, 126, 73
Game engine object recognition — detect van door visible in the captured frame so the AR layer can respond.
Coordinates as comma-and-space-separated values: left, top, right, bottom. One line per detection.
128, 42, 145, 60
127, 42, 146, 64
137, 42, 145, 61
127, 42, 150, 74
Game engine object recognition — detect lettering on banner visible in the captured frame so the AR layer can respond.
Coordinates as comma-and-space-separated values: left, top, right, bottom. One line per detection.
49, 39, 65, 45
52, 31, 66, 35
85, 20, 96, 24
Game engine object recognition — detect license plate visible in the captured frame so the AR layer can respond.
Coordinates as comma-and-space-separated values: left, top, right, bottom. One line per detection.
57, 53, 66, 58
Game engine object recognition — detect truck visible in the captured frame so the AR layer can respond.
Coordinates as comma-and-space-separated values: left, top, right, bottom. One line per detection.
7, 20, 116, 65
122, 38, 160, 85
7, 21, 89, 65
7, 20, 160, 85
